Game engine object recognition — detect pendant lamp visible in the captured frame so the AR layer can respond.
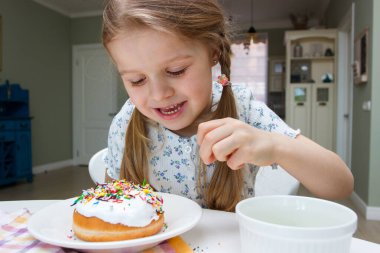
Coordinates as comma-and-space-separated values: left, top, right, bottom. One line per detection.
247, 0, 257, 39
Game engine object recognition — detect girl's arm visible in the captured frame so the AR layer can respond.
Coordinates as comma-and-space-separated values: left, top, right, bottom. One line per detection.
197, 118, 354, 200
272, 133, 353, 199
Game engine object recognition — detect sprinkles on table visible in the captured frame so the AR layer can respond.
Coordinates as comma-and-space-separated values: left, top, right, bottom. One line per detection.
71, 180, 164, 213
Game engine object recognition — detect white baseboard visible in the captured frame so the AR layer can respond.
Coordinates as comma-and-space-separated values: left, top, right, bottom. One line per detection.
350, 191, 380, 220
367, 206, 380, 220
350, 192, 367, 217
32, 159, 74, 174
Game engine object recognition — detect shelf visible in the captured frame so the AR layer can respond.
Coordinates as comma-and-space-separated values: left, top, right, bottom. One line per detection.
290, 82, 335, 85
290, 56, 334, 61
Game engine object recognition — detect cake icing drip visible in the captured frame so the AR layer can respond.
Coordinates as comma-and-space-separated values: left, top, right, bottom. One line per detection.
72, 180, 164, 227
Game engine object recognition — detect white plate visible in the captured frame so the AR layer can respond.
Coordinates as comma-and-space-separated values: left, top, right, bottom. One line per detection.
28, 193, 202, 253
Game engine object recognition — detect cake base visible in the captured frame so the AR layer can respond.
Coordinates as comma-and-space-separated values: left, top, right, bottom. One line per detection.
72, 210, 164, 242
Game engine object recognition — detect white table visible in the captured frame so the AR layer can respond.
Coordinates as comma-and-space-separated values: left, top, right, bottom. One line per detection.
1, 200, 380, 253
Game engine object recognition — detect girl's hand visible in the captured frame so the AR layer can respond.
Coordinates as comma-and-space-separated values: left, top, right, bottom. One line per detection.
197, 117, 276, 170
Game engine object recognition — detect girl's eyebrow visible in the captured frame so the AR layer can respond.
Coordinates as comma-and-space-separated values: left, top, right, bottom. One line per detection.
164, 54, 192, 64
119, 55, 193, 75
119, 69, 140, 75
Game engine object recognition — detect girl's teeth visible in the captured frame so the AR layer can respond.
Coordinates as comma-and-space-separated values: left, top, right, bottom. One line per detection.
162, 108, 179, 115
160, 103, 181, 115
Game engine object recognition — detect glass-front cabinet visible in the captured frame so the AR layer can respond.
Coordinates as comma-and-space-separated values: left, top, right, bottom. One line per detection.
285, 29, 337, 151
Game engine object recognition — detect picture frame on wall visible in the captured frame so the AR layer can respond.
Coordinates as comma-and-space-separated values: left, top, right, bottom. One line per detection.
269, 57, 285, 92
353, 27, 369, 85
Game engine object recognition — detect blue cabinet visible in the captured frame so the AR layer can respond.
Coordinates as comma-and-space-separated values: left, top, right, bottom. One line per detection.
0, 80, 33, 185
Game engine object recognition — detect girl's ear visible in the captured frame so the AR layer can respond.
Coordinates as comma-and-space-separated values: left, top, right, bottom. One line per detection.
211, 49, 220, 66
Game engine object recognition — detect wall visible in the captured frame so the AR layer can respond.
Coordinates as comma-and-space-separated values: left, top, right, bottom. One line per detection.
261, 28, 287, 57
71, 16, 127, 110
70, 16, 102, 45
369, 0, 380, 206
352, 0, 374, 206
324, 0, 353, 27
0, 1, 71, 166
326, 0, 380, 208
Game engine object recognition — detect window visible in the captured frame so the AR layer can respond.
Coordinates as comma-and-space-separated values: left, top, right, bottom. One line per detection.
212, 34, 268, 103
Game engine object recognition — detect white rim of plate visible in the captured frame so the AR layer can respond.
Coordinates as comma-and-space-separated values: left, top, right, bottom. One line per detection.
27, 193, 202, 250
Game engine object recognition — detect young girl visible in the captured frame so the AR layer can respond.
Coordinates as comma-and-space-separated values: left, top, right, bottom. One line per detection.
102, 0, 353, 211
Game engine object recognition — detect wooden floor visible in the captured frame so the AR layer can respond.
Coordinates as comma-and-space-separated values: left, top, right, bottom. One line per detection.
1, 166, 379, 244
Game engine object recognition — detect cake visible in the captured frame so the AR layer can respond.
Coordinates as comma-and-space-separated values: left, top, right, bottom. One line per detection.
71, 180, 164, 242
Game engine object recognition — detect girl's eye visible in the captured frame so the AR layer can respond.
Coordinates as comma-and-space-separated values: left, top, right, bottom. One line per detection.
167, 68, 186, 77
130, 77, 146, 86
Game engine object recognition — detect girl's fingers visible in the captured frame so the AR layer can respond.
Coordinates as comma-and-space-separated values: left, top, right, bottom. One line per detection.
197, 118, 231, 145
198, 122, 233, 164
226, 148, 246, 170
211, 134, 241, 162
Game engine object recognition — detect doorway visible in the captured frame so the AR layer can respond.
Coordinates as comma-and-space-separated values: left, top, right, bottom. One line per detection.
336, 4, 354, 166
72, 44, 118, 165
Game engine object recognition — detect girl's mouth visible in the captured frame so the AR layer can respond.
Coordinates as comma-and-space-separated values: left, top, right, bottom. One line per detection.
155, 102, 186, 119
160, 103, 182, 115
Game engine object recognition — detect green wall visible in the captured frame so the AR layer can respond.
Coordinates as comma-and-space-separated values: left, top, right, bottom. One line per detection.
326, 0, 380, 207
369, 0, 380, 206
0, 0, 72, 166
0, 2, 122, 167
70, 16, 102, 45
71, 16, 127, 110
260, 28, 287, 57
325, 0, 352, 27
352, 0, 374, 205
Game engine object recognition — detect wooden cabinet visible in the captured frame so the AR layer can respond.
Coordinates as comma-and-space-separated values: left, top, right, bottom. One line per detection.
0, 80, 33, 185
285, 29, 337, 151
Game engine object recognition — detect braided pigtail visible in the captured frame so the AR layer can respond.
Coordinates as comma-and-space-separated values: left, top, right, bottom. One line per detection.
203, 33, 243, 212
119, 109, 149, 184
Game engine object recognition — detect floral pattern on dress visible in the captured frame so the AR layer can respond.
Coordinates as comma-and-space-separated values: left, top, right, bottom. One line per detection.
104, 82, 300, 205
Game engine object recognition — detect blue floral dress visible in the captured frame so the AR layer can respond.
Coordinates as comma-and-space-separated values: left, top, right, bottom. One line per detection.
104, 82, 299, 205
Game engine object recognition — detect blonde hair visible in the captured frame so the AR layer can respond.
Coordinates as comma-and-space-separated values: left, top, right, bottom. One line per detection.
102, 0, 242, 211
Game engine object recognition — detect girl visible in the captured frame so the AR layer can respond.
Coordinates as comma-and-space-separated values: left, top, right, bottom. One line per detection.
102, 0, 353, 211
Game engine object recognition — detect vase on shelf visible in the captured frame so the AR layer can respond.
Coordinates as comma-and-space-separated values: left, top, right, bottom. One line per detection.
293, 43, 303, 58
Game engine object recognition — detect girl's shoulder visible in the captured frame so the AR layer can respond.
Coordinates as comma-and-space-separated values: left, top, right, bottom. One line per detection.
212, 82, 257, 121
231, 84, 255, 103
212, 82, 255, 104
109, 99, 135, 132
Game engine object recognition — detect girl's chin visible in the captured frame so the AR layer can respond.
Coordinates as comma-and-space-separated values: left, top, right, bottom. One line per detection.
154, 118, 194, 135
165, 121, 198, 136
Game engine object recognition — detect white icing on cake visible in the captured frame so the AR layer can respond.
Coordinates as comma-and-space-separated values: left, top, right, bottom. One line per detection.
75, 197, 159, 227
72, 180, 164, 227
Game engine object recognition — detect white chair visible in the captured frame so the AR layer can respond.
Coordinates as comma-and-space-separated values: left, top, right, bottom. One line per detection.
88, 148, 108, 184
88, 148, 300, 195
255, 165, 300, 196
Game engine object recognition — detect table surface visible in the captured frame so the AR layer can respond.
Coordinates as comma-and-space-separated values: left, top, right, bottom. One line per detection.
1, 200, 380, 253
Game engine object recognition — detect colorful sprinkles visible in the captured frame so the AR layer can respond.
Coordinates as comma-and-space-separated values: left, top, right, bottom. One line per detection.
71, 180, 164, 213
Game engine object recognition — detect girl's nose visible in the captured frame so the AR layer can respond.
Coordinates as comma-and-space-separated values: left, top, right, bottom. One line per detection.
149, 78, 175, 101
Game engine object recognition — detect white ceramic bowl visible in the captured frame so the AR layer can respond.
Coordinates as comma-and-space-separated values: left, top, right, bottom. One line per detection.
236, 195, 357, 253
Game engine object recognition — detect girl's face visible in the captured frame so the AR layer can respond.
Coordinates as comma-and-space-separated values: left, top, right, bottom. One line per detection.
107, 28, 215, 135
